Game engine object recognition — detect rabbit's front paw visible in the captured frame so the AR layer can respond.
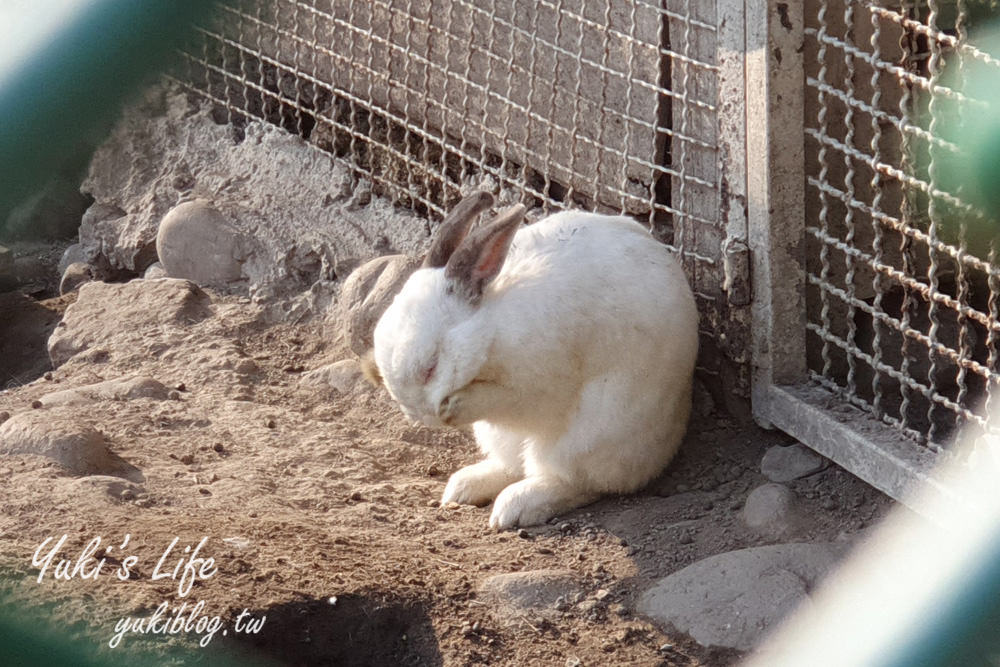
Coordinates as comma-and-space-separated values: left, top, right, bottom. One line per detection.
441, 460, 519, 507
489, 477, 595, 530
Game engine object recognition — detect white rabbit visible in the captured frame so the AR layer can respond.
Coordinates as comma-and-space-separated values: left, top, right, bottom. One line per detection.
368, 192, 699, 529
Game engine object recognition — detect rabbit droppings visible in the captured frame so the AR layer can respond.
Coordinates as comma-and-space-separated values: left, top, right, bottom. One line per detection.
367, 192, 699, 530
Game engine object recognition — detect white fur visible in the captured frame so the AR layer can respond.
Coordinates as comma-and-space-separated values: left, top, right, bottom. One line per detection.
372, 211, 699, 529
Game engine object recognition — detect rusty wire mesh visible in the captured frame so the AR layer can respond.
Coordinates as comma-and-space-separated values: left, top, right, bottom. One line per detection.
804, 0, 1000, 451
167, 0, 745, 386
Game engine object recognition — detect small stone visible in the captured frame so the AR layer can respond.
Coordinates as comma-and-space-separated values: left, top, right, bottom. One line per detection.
444, 501, 460, 510
143, 262, 168, 279
761, 444, 827, 482
537, 547, 554, 555
427, 464, 441, 477
566, 658, 582, 667
213, 442, 225, 453
349, 490, 364, 502
57, 243, 87, 276
43, 372, 53, 381
120, 488, 135, 501
426, 499, 439, 508
168, 390, 181, 400
198, 487, 212, 495
156, 200, 245, 287
479, 569, 585, 621
517, 529, 531, 540
559, 522, 573, 534
0, 411, 9, 425
658, 643, 674, 653
265, 418, 276, 429
742, 483, 804, 538
30, 400, 42, 409
594, 589, 610, 600
175, 382, 187, 392
678, 531, 694, 545
180, 454, 195, 465
59, 262, 94, 295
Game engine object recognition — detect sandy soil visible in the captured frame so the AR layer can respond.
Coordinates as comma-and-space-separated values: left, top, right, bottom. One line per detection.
0, 272, 891, 667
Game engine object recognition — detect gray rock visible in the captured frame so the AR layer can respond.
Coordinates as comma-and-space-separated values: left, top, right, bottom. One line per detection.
742, 483, 804, 538
0, 411, 141, 480
479, 569, 584, 621
298, 359, 364, 393
58, 243, 89, 276
338, 254, 421, 358
143, 262, 168, 279
59, 262, 94, 295
638, 543, 848, 651
39, 376, 170, 407
761, 444, 827, 482
47, 278, 212, 367
156, 200, 245, 287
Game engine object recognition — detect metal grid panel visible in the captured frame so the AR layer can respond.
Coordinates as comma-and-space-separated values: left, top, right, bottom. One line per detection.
167, 0, 747, 388
803, 0, 1000, 453
171, 0, 721, 254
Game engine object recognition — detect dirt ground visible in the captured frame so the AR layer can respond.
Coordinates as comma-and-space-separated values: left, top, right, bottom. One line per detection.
0, 251, 892, 666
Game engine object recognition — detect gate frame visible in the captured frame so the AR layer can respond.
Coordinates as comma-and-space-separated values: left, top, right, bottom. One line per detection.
743, 0, 961, 521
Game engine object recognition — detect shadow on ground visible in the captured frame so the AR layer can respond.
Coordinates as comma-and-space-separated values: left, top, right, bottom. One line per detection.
217, 593, 443, 667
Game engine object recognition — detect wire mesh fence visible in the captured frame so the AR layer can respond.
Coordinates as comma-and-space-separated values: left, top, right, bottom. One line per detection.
803, 0, 1000, 454
169, 0, 750, 394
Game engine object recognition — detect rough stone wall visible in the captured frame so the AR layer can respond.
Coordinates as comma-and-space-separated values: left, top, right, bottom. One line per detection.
79, 83, 430, 301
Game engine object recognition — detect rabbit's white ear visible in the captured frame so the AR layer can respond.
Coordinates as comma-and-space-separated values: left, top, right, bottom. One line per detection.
445, 204, 526, 304
423, 190, 495, 268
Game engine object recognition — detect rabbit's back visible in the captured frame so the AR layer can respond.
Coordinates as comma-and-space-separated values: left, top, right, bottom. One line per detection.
479, 211, 697, 415
489, 211, 694, 347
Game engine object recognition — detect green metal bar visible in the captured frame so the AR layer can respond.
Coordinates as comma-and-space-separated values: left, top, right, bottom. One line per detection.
0, 0, 214, 230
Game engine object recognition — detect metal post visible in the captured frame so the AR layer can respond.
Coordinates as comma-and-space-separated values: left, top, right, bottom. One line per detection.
746, 0, 807, 426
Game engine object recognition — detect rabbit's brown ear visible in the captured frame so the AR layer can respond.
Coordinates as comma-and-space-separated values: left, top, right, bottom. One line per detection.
423, 190, 495, 268
360, 349, 383, 387
445, 204, 526, 304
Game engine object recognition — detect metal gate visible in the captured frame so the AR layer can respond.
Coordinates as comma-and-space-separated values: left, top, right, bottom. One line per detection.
752, 0, 1000, 516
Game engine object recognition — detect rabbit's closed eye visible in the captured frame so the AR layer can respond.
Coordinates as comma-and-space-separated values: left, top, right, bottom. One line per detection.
420, 354, 439, 385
